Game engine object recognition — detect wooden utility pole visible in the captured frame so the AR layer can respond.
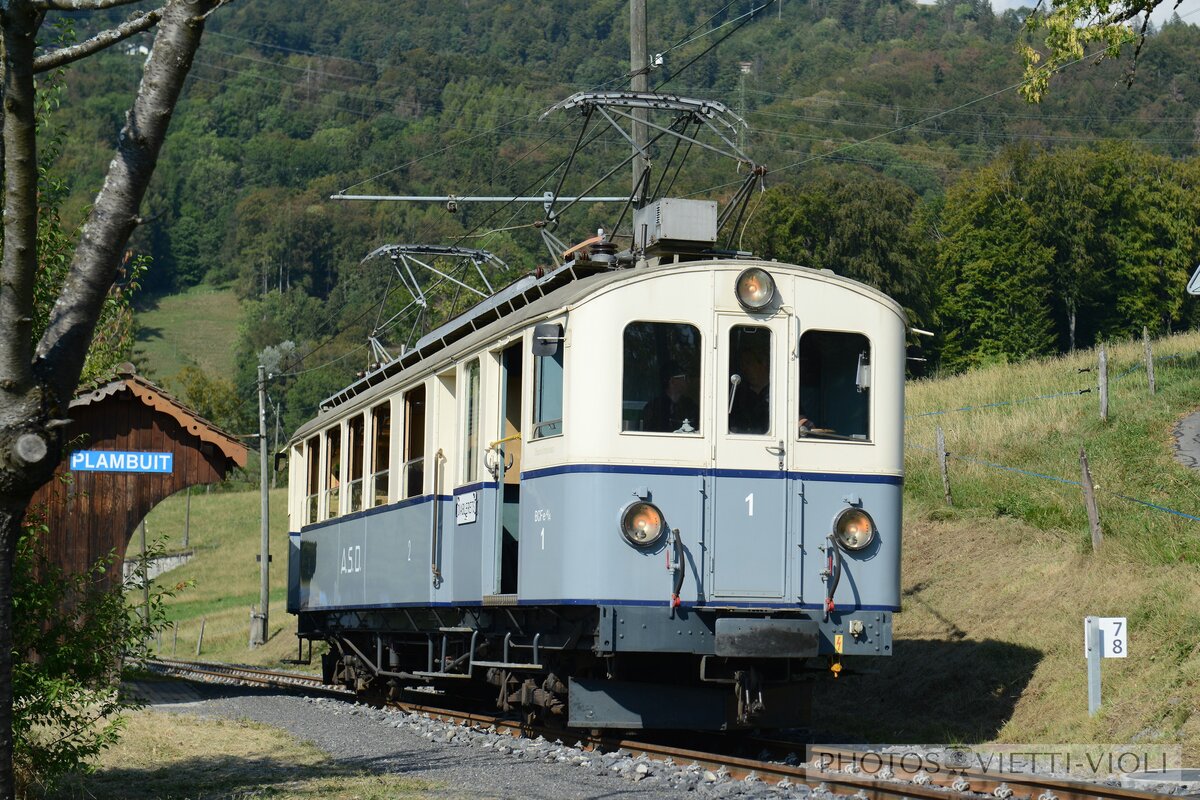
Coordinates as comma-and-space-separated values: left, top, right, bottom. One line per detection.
630, 0, 649, 200
251, 365, 269, 647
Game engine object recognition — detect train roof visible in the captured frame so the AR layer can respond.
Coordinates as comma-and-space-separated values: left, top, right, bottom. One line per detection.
289, 256, 907, 444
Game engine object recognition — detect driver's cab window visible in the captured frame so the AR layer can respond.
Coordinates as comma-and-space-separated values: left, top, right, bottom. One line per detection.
798, 330, 871, 441
622, 321, 702, 434
728, 325, 772, 435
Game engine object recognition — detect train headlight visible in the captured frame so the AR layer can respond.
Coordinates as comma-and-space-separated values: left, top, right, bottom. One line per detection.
833, 507, 875, 551
620, 501, 665, 547
735, 267, 775, 311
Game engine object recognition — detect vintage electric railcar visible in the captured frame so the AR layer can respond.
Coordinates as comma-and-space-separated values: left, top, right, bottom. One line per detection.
287, 210, 906, 730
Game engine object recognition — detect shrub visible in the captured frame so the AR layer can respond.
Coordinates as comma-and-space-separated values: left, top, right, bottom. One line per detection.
12, 515, 181, 797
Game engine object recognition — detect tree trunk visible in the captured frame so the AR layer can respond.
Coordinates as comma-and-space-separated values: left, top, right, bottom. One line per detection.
1068, 304, 1076, 353
0, 508, 19, 800
0, 5, 54, 793
0, 3, 225, 796
36, 0, 221, 404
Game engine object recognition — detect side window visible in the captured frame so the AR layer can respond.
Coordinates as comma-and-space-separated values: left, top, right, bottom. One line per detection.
463, 359, 481, 483
347, 414, 365, 513
532, 344, 564, 439
798, 330, 871, 441
305, 436, 320, 525
403, 385, 426, 498
622, 321, 702, 434
728, 325, 772, 435
370, 403, 390, 507
324, 426, 341, 519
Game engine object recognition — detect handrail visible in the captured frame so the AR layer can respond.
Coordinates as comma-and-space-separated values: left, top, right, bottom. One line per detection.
488, 432, 522, 448
430, 449, 445, 586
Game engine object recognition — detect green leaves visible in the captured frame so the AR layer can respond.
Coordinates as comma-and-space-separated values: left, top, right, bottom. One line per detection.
12, 519, 186, 795
1020, 0, 1141, 102
935, 142, 1200, 372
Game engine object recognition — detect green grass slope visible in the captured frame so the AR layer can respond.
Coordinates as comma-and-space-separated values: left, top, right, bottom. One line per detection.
141, 488, 304, 667
817, 332, 1200, 756
133, 284, 242, 383
143, 331, 1200, 754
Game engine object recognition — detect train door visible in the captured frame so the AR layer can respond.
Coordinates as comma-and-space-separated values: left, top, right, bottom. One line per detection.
491, 343, 523, 595
710, 314, 791, 599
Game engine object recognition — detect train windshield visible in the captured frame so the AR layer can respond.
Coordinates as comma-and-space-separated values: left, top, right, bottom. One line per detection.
622, 321, 702, 434
797, 330, 871, 441
727, 325, 772, 435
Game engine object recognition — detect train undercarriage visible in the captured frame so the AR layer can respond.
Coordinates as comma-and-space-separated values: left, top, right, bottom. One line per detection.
298, 604, 835, 730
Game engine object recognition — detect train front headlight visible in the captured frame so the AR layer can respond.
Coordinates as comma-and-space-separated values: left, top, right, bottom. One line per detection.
833, 507, 876, 551
620, 501, 665, 547
735, 267, 775, 311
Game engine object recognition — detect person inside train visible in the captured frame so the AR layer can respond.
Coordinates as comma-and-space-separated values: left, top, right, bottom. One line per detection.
730, 341, 812, 435
642, 369, 700, 433
729, 344, 771, 434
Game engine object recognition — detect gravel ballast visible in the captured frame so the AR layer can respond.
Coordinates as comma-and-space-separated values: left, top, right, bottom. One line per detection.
136, 681, 811, 799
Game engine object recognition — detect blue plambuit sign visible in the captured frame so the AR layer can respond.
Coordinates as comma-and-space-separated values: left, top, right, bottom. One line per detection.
69, 450, 174, 474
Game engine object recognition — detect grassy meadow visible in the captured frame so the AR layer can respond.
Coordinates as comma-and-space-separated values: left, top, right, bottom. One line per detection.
132, 331, 1200, 760
133, 284, 242, 384
140, 488, 312, 669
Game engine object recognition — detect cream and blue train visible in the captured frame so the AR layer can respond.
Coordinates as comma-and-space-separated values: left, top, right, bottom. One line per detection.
287, 210, 905, 729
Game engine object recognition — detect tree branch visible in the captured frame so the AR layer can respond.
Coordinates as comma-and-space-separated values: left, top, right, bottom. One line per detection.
35, 0, 224, 404
33, 8, 161, 74
31, 0, 146, 10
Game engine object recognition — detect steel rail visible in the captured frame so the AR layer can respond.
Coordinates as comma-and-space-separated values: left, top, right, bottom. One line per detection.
139, 659, 1177, 800
804, 744, 1177, 800
141, 657, 350, 697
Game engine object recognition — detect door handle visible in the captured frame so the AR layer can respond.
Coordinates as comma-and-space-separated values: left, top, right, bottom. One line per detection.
765, 440, 785, 455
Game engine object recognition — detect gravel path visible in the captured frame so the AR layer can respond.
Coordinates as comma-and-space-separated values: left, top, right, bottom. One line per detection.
132, 681, 805, 799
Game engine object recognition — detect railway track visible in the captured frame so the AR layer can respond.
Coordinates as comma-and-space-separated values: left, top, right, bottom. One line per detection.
142, 659, 1181, 800
141, 657, 351, 697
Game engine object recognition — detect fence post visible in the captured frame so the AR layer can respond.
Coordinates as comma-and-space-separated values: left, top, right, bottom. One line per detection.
1079, 447, 1103, 552
196, 616, 206, 657
1098, 344, 1108, 422
1143, 326, 1156, 396
173, 623, 178, 657
936, 425, 952, 506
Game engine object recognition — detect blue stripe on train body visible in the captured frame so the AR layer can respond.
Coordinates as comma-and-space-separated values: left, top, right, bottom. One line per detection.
289, 464, 900, 619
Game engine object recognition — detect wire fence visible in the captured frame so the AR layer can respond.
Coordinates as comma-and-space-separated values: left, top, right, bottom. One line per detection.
908, 349, 1193, 419
907, 388, 1090, 419
907, 440, 1200, 524
905, 334, 1200, 531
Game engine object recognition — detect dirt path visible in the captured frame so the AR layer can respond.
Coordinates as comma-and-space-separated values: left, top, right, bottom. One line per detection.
1173, 411, 1200, 469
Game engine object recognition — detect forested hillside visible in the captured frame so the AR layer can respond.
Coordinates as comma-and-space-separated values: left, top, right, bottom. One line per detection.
47, 0, 1200, 434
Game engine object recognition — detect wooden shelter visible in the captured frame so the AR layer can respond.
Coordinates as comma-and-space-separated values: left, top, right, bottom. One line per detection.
29, 364, 247, 581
